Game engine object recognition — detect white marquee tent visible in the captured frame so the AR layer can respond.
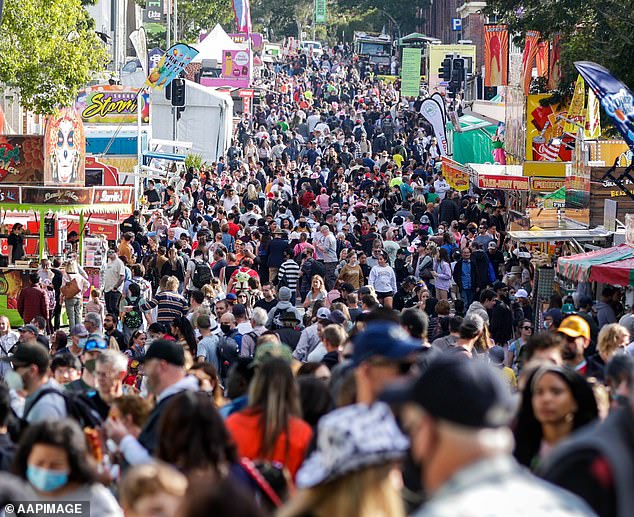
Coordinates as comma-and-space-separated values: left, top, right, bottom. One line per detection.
151, 79, 234, 162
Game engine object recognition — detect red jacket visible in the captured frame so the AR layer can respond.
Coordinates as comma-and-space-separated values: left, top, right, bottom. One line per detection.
17, 286, 48, 324
226, 408, 312, 479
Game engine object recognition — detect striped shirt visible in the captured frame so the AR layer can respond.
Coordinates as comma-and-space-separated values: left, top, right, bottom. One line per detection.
141, 291, 188, 324
278, 259, 301, 290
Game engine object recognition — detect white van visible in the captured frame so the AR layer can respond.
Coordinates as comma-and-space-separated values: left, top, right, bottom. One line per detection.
299, 40, 324, 57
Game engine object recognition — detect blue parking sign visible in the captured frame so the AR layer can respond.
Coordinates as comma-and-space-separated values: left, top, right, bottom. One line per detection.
451, 18, 462, 31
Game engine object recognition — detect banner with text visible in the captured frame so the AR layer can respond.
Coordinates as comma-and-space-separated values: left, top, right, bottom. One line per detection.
76, 86, 149, 125
401, 48, 422, 97
145, 43, 198, 90
484, 25, 508, 87
315, 0, 327, 24
478, 175, 530, 191
143, 0, 163, 24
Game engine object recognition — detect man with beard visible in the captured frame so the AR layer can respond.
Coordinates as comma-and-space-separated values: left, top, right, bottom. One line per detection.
387, 355, 595, 517
104, 339, 199, 461
557, 315, 592, 376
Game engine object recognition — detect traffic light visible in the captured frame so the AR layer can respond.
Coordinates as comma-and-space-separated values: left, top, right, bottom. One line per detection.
448, 58, 465, 98
439, 57, 453, 82
171, 78, 186, 107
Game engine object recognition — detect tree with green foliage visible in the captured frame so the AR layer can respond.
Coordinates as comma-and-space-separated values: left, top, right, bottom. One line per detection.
484, 0, 634, 89
0, 0, 108, 115
177, 0, 234, 43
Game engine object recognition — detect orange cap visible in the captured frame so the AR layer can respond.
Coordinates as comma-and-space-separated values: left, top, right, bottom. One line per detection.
558, 315, 590, 340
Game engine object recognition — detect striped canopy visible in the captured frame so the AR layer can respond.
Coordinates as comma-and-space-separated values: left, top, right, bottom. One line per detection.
557, 244, 634, 286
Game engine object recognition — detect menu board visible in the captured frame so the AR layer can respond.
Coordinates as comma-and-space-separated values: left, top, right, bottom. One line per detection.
83, 237, 106, 268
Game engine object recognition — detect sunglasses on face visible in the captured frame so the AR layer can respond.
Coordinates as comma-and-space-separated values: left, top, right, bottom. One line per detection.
522, 326, 533, 331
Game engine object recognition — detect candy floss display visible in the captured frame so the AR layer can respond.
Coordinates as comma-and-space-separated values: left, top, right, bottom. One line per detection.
525, 95, 574, 162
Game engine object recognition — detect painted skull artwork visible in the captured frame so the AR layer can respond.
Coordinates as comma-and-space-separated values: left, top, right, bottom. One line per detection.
44, 107, 85, 186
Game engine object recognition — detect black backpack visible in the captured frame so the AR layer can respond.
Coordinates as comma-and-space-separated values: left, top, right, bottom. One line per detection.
192, 260, 212, 289
20, 388, 102, 432
216, 332, 240, 380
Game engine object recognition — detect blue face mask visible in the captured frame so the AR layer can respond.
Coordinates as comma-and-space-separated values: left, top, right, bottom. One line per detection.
27, 464, 69, 493
78, 338, 87, 349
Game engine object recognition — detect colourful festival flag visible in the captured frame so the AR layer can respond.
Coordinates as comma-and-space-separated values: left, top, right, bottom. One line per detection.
585, 88, 601, 140
233, 0, 252, 34
575, 61, 633, 149
564, 75, 586, 135
484, 25, 509, 87
548, 35, 562, 90
536, 41, 549, 78
520, 30, 541, 94
145, 43, 199, 90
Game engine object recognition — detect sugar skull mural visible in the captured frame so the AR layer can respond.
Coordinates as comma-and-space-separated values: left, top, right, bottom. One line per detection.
43, 107, 85, 186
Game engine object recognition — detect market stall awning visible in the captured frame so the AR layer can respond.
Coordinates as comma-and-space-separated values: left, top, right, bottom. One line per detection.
557, 244, 634, 285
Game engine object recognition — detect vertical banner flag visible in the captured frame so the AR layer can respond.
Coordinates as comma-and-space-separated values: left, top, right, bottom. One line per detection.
431, 92, 447, 124
420, 98, 448, 156
520, 30, 541, 94
575, 61, 634, 150
564, 75, 586, 135
315, 0, 327, 24
232, 0, 252, 33
129, 28, 149, 74
145, 43, 199, 90
585, 88, 601, 139
484, 25, 508, 87
548, 34, 562, 90
536, 41, 549, 77
400, 48, 422, 97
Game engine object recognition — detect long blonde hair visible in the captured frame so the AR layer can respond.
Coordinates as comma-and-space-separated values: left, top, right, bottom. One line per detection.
278, 463, 405, 517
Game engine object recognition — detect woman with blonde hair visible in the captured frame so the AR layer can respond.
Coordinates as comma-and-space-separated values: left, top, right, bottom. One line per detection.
278, 403, 408, 517
588, 323, 630, 381
303, 274, 327, 312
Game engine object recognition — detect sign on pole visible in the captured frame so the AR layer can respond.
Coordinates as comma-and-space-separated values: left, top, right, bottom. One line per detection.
451, 18, 462, 31
143, 0, 164, 24
315, 0, 327, 24
400, 47, 421, 97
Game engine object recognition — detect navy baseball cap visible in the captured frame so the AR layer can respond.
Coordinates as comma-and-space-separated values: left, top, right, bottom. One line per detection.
352, 323, 423, 366
382, 354, 516, 428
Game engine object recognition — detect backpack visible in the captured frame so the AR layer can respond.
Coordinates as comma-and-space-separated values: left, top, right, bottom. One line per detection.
311, 259, 326, 280
216, 332, 241, 379
269, 307, 288, 330
192, 260, 212, 289
123, 295, 143, 329
21, 388, 103, 431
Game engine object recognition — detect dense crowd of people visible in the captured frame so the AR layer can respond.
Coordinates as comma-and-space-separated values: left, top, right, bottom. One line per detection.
0, 43, 633, 517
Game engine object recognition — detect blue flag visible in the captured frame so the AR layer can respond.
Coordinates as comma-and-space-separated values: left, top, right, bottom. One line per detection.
575, 61, 634, 150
